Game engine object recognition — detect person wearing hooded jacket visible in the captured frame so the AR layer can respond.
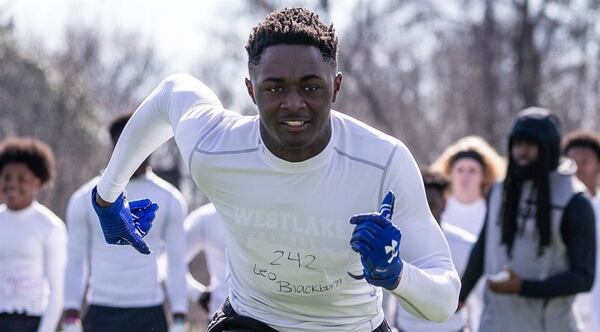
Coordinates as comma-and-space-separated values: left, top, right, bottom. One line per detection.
458, 107, 596, 332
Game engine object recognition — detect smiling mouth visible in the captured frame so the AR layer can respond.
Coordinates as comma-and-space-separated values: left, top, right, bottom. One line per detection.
280, 120, 312, 132
283, 120, 306, 127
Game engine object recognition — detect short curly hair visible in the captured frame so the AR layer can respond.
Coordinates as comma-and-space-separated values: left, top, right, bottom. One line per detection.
0, 137, 56, 185
246, 7, 338, 76
562, 130, 600, 161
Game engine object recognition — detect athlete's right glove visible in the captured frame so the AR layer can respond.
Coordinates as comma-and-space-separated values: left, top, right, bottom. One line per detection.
349, 191, 403, 290
91, 186, 158, 255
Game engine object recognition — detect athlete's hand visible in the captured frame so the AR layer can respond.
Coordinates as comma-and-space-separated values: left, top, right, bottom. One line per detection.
91, 186, 158, 255
349, 191, 403, 290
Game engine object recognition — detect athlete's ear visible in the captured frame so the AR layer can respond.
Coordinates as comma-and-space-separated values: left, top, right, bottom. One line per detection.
245, 78, 256, 105
332, 72, 342, 103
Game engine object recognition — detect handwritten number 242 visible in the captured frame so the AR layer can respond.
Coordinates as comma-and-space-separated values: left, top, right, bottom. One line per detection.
270, 250, 316, 270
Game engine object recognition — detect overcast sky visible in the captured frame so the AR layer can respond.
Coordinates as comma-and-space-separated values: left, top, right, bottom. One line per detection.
4, 0, 230, 71
3, 0, 355, 73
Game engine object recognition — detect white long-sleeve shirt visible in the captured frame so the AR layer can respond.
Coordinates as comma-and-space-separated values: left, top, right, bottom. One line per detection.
96, 74, 460, 331
184, 203, 227, 315
0, 202, 67, 332
64, 170, 188, 313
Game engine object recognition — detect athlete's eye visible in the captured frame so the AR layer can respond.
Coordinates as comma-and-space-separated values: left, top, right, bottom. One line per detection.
267, 87, 283, 93
303, 85, 319, 92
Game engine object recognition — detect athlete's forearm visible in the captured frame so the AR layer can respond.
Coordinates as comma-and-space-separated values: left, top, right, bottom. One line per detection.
390, 261, 460, 323
383, 144, 461, 322
96, 79, 174, 202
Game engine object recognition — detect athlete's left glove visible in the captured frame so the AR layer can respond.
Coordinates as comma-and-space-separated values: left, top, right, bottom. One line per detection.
91, 186, 158, 255
349, 191, 403, 290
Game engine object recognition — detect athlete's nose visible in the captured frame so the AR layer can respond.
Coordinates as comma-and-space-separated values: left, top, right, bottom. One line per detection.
280, 88, 306, 112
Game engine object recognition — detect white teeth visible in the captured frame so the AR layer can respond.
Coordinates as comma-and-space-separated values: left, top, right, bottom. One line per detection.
285, 121, 305, 127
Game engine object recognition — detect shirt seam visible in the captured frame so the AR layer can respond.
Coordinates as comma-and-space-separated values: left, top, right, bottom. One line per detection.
379, 144, 399, 202
196, 148, 259, 155
187, 114, 226, 175
333, 147, 386, 170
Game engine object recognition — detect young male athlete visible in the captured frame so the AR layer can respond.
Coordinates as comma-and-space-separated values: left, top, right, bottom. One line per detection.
90, 8, 460, 331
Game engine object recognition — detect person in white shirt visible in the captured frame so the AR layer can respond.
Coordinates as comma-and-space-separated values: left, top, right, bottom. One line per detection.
391, 169, 476, 332
185, 203, 228, 317
563, 130, 600, 332
0, 137, 67, 332
431, 136, 506, 238
431, 136, 505, 332
61, 113, 188, 332
90, 8, 460, 332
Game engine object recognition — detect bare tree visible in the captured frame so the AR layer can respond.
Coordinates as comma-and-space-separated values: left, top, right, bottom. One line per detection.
0, 20, 165, 217
177, 0, 600, 171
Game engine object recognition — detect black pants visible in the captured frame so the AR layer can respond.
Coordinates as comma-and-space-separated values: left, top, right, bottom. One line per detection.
0, 313, 41, 332
83, 304, 168, 332
208, 298, 392, 332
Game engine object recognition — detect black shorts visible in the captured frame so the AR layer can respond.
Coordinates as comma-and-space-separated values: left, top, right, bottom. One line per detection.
0, 313, 41, 332
208, 298, 392, 332
83, 304, 168, 332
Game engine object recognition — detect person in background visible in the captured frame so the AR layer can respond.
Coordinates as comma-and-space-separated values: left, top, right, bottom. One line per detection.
460, 108, 596, 332
390, 169, 476, 332
61, 112, 188, 332
0, 137, 67, 332
563, 130, 600, 332
185, 203, 228, 318
431, 136, 505, 238
431, 136, 505, 331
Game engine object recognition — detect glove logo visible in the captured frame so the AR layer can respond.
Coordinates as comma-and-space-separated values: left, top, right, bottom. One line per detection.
385, 239, 398, 263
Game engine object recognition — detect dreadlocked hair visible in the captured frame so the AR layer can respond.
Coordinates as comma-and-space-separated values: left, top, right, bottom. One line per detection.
501, 149, 552, 258
500, 160, 521, 258
245, 8, 338, 74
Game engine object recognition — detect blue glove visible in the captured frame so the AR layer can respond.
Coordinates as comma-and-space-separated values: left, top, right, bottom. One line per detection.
348, 191, 403, 290
91, 186, 159, 255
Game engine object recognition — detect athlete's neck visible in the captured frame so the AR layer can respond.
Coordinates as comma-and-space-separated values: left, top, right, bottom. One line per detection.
260, 124, 332, 162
